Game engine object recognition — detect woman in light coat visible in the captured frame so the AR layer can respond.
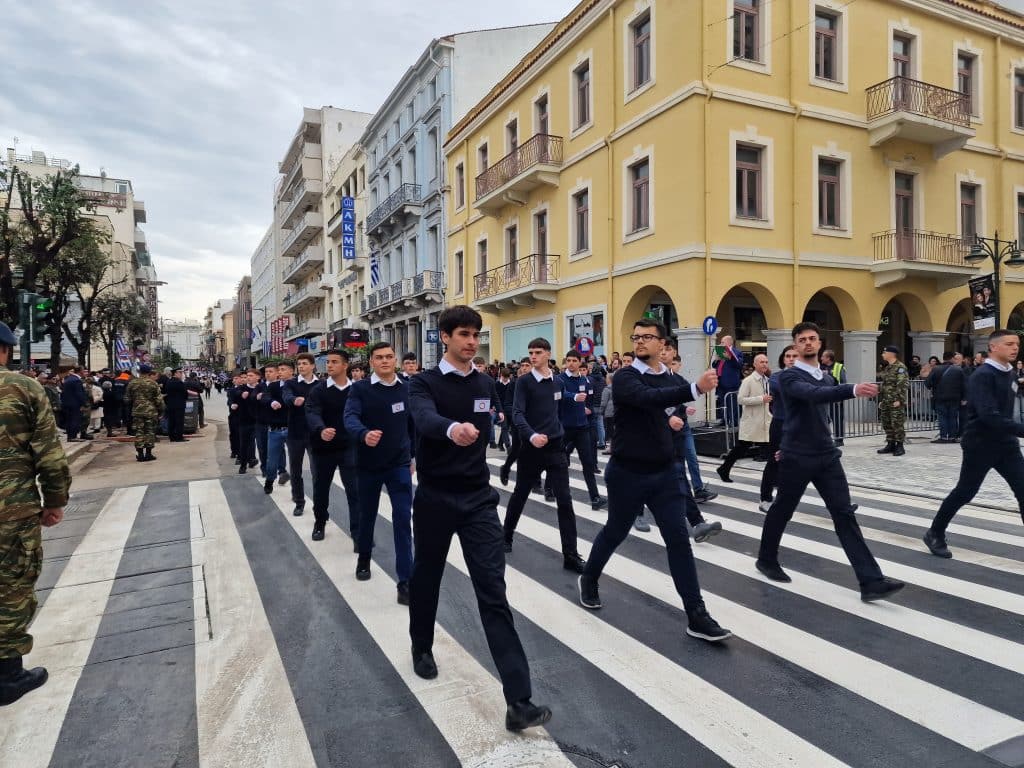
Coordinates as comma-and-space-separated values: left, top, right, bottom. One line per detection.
716, 353, 773, 482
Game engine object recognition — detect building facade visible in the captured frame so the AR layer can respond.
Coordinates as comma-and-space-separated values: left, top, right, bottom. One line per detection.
160, 320, 203, 362
445, 0, 1024, 388
324, 142, 369, 350
276, 107, 372, 359
234, 276, 252, 368
249, 225, 277, 359
203, 298, 234, 367
360, 26, 555, 366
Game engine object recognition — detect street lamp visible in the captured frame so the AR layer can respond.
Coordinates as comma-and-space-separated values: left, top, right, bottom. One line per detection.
965, 231, 1024, 328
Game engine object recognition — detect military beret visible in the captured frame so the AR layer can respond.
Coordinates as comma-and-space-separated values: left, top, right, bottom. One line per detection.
138, 364, 154, 374
883, 345, 900, 355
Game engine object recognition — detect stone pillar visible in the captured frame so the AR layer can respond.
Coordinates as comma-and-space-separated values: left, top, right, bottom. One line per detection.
840, 330, 882, 385
908, 331, 948, 365
973, 334, 990, 355
674, 327, 713, 423
763, 329, 793, 370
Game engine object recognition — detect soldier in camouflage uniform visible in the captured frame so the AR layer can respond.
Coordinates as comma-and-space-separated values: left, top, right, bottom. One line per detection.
126, 364, 164, 462
0, 321, 71, 706
877, 344, 909, 457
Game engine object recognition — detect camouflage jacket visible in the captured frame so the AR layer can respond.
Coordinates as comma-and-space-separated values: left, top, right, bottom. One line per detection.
879, 359, 909, 405
127, 377, 164, 417
0, 365, 72, 522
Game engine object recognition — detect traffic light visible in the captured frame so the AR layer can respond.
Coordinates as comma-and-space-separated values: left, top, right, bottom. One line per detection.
30, 296, 52, 343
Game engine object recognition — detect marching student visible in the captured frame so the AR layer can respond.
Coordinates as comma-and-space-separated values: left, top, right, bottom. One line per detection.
260, 363, 291, 492
407, 304, 552, 732
502, 337, 586, 573
499, 358, 532, 486
756, 322, 905, 602
229, 369, 263, 474
556, 351, 606, 510
924, 329, 1024, 558
305, 349, 359, 543
281, 354, 319, 517
344, 341, 415, 604
578, 319, 730, 641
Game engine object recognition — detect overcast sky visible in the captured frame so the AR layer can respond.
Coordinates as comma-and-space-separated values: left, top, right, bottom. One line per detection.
3, 0, 1023, 323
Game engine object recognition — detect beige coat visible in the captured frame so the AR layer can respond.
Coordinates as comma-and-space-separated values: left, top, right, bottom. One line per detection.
737, 371, 772, 443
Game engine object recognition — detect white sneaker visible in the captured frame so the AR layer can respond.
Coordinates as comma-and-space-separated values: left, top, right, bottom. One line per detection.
758, 501, 772, 513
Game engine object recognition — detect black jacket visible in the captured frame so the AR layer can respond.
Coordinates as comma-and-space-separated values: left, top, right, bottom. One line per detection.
162, 378, 189, 409
924, 363, 966, 403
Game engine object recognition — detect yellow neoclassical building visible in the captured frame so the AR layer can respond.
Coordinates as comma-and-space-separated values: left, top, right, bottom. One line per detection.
443, 0, 1024, 383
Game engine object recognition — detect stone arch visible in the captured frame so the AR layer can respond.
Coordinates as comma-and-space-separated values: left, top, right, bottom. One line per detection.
802, 285, 863, 330
879, 290, 935, 334
711, 281, 786, 340
619, 284, 681, 342
945, 298, 975, 355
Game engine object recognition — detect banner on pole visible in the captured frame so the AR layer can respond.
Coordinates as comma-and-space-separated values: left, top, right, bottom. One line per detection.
968, 273, 997, 330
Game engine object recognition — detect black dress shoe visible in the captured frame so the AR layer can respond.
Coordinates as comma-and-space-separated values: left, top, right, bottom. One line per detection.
861, 577, 905, 602
590, 496, 607, 510
499, 465, 510, 486
311, 523, 325, 541
237, 465, 247, 475
578, 575, 601, 609
562, 553, 586, 573
544, 490, 555, 502
755, 560, 792, 583
923, 529, 952, 558
503, 540, 512, 554
263, 479, 274, 494
293, 505, 304, 517
356, 557, 371, 581
506, 699, 552, 731
277, 471, 290, 485
412, 647, 437, 679
0, 660, 48, 706
716, 466, 732, 483
396, 580, 410, 605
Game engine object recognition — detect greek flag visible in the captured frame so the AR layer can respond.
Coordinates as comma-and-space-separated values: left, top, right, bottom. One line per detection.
370, 252, 381, 289
115, 335, 131, 370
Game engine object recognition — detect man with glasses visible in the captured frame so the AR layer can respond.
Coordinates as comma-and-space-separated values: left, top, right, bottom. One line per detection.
578, 321, 731, 642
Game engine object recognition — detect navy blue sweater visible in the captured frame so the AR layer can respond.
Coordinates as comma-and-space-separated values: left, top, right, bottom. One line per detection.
513, 371, 563, 442
343, 377, 415, 470
282, 377, 318, 439
409, 366, 498, 491
778, 367, 854, 456
230, 383, 263, 424
557, 371, 591, 429
305, 379, 355, 454
261, 380, 289, 427
963, 362, 1024, 446
611, 365, 697, 473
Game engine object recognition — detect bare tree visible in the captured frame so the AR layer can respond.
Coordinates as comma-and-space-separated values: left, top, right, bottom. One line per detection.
94, 293, 150, 369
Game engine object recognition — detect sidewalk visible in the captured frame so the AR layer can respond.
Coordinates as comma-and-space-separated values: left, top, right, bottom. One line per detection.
723, 430, 1018, 511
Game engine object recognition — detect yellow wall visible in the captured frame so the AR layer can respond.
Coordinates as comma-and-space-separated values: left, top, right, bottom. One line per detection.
445, 0, 1024, 361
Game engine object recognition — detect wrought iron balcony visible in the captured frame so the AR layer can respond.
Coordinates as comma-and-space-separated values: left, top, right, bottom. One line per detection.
870, 229, 976, 288
473, 254, 560, 310
866, 77, 974, 158
366, 183, 422, 236
411, 269, 444, 296
475, 134, 563, 215
79, 189, 127, 209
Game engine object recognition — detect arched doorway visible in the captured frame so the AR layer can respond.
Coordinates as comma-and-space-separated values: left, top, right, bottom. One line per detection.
620, 285, 680, 350
802, 291, 846, 360
714, 285, 783, 360
878, 299, 911, 367
946, 298, 975, 356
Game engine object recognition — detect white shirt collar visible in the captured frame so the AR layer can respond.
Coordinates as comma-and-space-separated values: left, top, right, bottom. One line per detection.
298, 374, 317, 384
564, 369, 581, 377
631, 358, 668, 375
531, 367, 554, 382
439, 358, 474, 377
985, 358, 1013, 373
795, 360, 824, 380
326, 378, 351, 390
370, 372, 401, 386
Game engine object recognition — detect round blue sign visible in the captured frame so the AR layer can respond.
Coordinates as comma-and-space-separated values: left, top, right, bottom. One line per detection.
702, 316, 718, 336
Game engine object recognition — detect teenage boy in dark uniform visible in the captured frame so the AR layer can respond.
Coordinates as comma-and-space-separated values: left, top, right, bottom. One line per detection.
556, 351, 606, 510
502, 338, 586, 572
282, 353, 319, 516
407, 305, 552, 732
229, 369, 262, 474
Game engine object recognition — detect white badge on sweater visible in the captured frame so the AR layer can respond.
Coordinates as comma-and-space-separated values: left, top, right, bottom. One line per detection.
553, 391, 562, 401
579, 384, 586, 392
473, 398, 490, 413
392, 401, 405, 413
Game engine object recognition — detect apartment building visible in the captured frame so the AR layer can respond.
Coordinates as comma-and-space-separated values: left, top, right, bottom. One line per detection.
203, 298, 234, 366
249, 225, 277, 359
234, 276, 252, 368
445, 0, 1024, 386
276, 107, 371, 357
160, 320, 204, 362
360, 25, 555, 366
323, 141, 369, 347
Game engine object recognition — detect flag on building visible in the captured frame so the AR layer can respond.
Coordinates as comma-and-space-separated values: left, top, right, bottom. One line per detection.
370, 252, 381, 289
115, 335, 131, 370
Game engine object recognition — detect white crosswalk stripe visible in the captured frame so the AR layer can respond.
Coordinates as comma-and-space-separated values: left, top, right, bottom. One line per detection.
16, 459, 1024, 768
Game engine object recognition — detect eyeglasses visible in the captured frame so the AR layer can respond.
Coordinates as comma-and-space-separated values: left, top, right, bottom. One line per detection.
629, 334, 662, 343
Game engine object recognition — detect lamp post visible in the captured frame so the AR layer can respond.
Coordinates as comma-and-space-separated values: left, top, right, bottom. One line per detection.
965, 231, 1024, 329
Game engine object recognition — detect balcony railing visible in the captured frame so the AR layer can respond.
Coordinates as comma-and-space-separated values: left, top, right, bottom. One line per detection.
474, 254, 560, 300
872, 230, 971, 266
366, 183, 422, 233
412, 270, 444, 295
866, 77, 971, 128
79, 189, 127, 209
476, 134, 563, 200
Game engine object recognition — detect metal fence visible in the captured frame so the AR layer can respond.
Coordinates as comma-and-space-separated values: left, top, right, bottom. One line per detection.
713, 380, 938, 452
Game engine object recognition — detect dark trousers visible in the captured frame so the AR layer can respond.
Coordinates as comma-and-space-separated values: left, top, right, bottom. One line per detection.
932, 440, 1024, 533
357, 464, 414, 582
759, 451, 883, 586
238, 422, 257, 466
167, 406, 185, 440
760, 419, 783, 502
311, 448, 359, 531
563, 425, 600, 500
503, 440, 579, 556
584, 460, 705, 612
497, 416, 512, 450
228, 413, 239, 456
501, 429, 521, 475
287, 436, 311, 507
255, 424, 269, 471
103, 400, 122, 429
62, 406, 81, 441
719, 439, 764, 475
935, 401, 959, 440
409, 482, 531, 705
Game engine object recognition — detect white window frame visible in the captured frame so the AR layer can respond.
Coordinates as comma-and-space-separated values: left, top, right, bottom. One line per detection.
530, 200, 551, 256
533, 87, 552, 136
811, 144, 852, 237
729, 128, 774, 230
454, 159, 466, 212
808, 1, 848, 92
952, 41, 984, 122
955, 172, 987, 242
727, 0, 772, 75
888, 21, 923, 80
624, 2, 656, 104
453, 250, 465, 297
503, 216, 521, 270
1015, 186, 1024, 246
476, 139, 490, 176
475, 235, 489, 276
888, 166, 924, 232
569, 50, 594, 138
1011, 60, 1024, 136
621, 145, 655, 244
504, 113, 520, 156
567, 179, 593, 261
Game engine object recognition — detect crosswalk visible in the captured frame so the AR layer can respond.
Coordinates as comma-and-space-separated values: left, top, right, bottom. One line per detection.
2, 452, 1022, 768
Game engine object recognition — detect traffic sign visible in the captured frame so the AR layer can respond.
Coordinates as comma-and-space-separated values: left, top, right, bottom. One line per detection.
426, 329, 440, 344
574, 337, 594, 356
702, 316, 718, 336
